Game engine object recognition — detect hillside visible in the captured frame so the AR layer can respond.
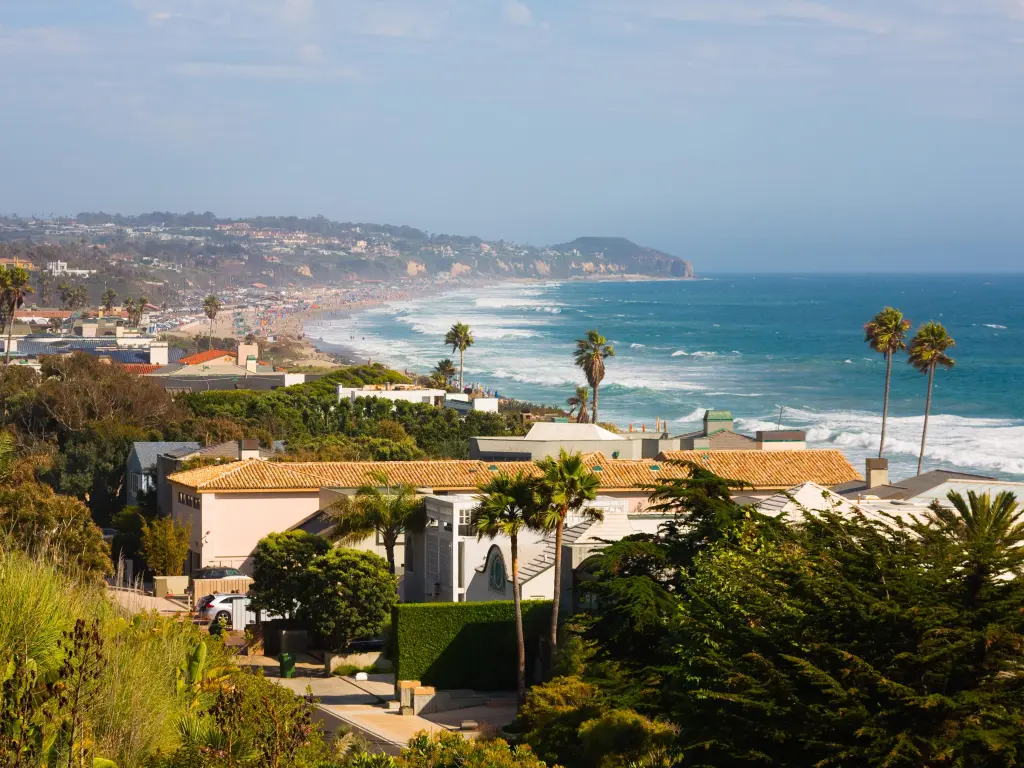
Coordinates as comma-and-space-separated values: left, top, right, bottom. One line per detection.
547, 237, 693, 279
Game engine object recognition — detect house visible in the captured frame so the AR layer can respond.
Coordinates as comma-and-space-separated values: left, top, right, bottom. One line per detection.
338, 383, 446, 407
125, 441, 200, 507
833, 458, 1006, 502
154, 439, 278, 516
444, 394, 500, 415
177, 349, 241, 366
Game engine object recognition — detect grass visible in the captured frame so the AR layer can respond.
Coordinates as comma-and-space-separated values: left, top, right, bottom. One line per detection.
332, 662, 380, 677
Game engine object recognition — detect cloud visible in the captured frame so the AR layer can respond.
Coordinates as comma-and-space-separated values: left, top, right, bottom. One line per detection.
0, 27, 91, 56
349, 6, 443, 39
503, 0, 535, 26
644, 0, 892, 35
172, 61, 356, 80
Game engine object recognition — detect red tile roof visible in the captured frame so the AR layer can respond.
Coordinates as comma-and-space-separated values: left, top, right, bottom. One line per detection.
178, 349, 237, 365
118, 364, 162, 375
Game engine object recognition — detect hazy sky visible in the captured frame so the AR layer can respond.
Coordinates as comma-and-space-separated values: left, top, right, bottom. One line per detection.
3, 0, 1024, 271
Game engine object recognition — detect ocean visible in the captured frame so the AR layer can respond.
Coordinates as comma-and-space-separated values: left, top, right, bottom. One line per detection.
308, 274, 1024, 481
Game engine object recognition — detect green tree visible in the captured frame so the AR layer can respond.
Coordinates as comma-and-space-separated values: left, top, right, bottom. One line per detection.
567, 386, 590, 424
443, 322, 474, 390
864, 306, 911, 457
139, 517, 191, 576
202, 294, 222, 351
573, 330, 614, 424
533, 450, 601, 655
1, 267, 34, 366
250, 531, 331, 618
122, 298, 135, 327
101, 288, 116, 313
433, 358, 457, 389
472, 472, 539, 703
36, 271, 52, 306
325, 469, 425, 574
908, 321, 956, 475
299, 548, 397, 651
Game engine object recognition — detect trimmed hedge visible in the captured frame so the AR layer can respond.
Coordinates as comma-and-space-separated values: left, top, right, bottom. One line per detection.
393, 600, 552, 691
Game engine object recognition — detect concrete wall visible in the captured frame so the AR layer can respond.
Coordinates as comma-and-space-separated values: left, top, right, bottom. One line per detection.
171, 484, 321, 573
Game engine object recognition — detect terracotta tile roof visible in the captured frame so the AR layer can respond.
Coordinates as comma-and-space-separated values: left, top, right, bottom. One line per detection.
168, 450, 861, 494
118, 363, 162, 375
178, 349, 237, 365
657, 450, 862, 489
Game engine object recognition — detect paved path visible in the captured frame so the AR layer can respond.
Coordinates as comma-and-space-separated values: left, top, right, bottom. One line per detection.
243, 655, 516, 754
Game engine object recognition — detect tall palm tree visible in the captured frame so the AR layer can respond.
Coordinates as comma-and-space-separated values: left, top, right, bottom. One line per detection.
101, 288, 117, 313
574, 329, 614, 424
326, 470, 425, 575
57, 281, 72, 308
434, 358, 457, 389
573, 385, 590, 423
123, 298, 136, 327
534, 450, 601, 655
203, 294, 222, 351
1, 267, 34, 366
907, 321, 955, 475
35, 272, 52, 306
473, 472, 539, 703
931, 490, 1024, 601
444, 322, 474, 390
864, 307, 911, 457
137, 294, 149, 325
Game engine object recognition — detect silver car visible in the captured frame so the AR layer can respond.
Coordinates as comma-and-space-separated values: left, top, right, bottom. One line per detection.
195, 593, 248, 628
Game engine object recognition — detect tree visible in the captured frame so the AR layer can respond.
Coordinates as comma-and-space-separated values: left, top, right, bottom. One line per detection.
567, 386, 590, 424
250, 531, 330, 618
533, 450, 601, 655
399, 731, 551, 768
57, 281, 72, 309
140, 516, 191, 576
203, 294, 222, 351
136, 295, 148, 327
473, 472, 540, 703
573, 330, 614, 424
325, 469, 424, 574
101, 288, 116, 313
1, 267, 34, 366
444, 322, 474, 390
299, 548, 397, 651
908, 321, 955, 475
864, 306, 911, 457
36, 271, 52, 306
433, 358, 457, 389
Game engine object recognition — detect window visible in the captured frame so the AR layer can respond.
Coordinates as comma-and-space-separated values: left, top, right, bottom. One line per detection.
177, 492, 202, 509
488, 551, 506, 593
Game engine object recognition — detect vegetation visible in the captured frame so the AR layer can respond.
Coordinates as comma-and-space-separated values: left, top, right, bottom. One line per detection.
532, 450, 600, 656
325, 470, 425, 574
432, 358, 456, 390
908, 321, 956, 475
573, 330, 614, 424
101, 288, 117, 313
391, 601, 552, 691
0, 266, 33, 366
566, 386, 590, 423
443, 323, 474, 391
863, 306, 911, 457
140, 517, 191, 576
202, 294, 221, 352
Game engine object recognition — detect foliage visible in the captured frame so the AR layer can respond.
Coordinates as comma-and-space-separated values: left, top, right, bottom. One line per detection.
907, 321, 956, 474
398, 731, 548, 768
864, 306, 912, 457
249, 532, 330, 618
443, 323, 474, 390
573, 330, 613, 423
140, 517, 192, 576
299, 548, 397, 652
391, 601, 551, 690
326, 470, 425, 574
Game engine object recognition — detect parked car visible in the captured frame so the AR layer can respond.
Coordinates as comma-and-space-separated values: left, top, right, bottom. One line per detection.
195, 593, 248, 628
191, 567, 245, 581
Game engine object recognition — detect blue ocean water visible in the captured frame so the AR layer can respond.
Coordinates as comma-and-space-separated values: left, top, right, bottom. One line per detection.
311, 275, 1024, 481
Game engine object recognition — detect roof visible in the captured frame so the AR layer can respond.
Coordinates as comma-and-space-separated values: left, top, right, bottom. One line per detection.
524, 422, 622, 441
657, 450, 862, 489
675, 429, 758, 451
168, 460, 325, 492
756, 482, 930, 527
178, 349, 237, 365
836, 469, 997, 499
130, 442, 201, 471
704, 410, 733, 420
118, 363, 162, 375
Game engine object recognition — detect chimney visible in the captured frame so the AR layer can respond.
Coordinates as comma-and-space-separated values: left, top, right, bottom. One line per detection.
149, 341, 168, 366
703, 410, 734, 436
239, 439, 261, 460
865, 458, 889, 489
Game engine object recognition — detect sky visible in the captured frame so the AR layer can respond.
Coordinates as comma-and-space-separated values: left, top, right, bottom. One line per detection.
2, 0, 1024, 272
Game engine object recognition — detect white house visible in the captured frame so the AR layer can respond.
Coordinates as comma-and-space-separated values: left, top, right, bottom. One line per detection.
338, 384, 446, 407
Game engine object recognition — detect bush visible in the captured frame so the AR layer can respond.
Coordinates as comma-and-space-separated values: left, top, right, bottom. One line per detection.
250, 531, 330, 617
140, 516, 191, 576
392, 601, 551, 690
398, 731, 549, 768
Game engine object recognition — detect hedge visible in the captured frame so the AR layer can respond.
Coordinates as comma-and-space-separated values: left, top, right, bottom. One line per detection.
392, 600, 552, 691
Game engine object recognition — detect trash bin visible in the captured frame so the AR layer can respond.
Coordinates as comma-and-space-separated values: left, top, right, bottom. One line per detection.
279, 652, 296, 679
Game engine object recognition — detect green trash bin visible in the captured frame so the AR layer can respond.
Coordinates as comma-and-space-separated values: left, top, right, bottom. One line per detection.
279, 652, 296, 679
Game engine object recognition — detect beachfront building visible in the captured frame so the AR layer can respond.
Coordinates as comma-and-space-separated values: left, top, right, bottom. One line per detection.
337, 383, 447, 407
166, 449, 862, 576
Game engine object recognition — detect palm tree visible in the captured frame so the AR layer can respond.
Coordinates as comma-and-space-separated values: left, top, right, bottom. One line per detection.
907, 321, 955, 475
326, 470, 424, 575
434, 358, 457, 389
1, 267, 34, 366
101, 288, 117, 313
57, 281, 72, 308
444, 322, 474, 390
573, 385, 590, 423
534, 450, 601, 655
574, 329, 614, 424
931, 490, 1024, 601
864, 307, 911, 457
137, 294, 149, 324
473, 472, 539, 703
36, 272, 52, 306
203, 294, 222, 351
123, 298, 136, 327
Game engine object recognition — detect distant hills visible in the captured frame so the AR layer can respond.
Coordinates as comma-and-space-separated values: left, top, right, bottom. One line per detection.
547, 237, 693, 279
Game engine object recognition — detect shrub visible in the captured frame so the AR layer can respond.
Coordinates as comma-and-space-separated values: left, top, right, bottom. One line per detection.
392, 601, 551, 690
250, 531, 331, 617
140, 516, 191, 576
398, 731, 549, 768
